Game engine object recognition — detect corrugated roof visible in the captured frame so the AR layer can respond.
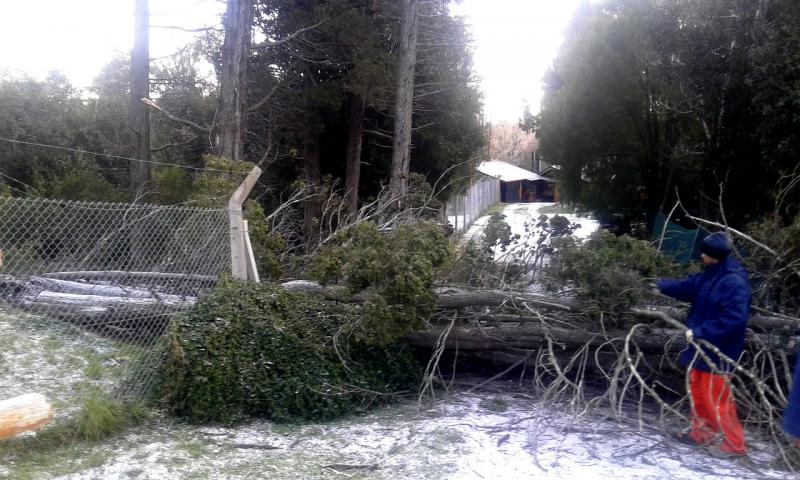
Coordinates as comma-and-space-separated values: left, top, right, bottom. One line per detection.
477, 161, 553, 182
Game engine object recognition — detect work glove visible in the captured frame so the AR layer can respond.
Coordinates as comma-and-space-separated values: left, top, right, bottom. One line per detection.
644, 280, 660, 295
685, 329, 694, 342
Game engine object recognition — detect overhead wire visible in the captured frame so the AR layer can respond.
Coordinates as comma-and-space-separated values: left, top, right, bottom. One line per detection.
0, 137, 248, 176
0, 170, 41, 196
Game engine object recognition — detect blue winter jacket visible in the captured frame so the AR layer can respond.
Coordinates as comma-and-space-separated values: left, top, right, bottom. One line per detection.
784, 354, 800, 438
657, 258, 751, 373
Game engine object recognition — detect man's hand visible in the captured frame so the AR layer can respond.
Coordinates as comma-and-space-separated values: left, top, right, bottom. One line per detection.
685, 329, 694, 342
644, 280, 660, 295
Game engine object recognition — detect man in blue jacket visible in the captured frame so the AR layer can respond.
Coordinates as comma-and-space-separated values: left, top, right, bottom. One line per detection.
657, 231, 750, 457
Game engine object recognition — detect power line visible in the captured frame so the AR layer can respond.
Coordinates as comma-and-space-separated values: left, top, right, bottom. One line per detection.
0, 170, 41, 196
0, 137, 248, 175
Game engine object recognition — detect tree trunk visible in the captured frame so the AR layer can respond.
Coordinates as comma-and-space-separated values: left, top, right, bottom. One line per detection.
303, 139, 322, 246
388, 0, 419, 205
344, 94, 366, 218
129, 0, 151, 199
0, 394, 53, 440
215, 0, 252, 162
405, 323, 681, 355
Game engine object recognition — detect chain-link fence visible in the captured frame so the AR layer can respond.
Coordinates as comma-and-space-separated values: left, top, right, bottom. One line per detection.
0, 196, 230, 418
444, 176, 501, 234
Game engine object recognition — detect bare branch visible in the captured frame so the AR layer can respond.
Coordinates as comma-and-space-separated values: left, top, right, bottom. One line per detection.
142, 98, 211, 134
251, 20, 325, 50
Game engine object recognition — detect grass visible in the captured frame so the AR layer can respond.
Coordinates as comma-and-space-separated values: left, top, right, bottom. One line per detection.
481, 203, 507, 217
537, 203, 577, 215
0, 310, 169, 478
69, 391, 149, 441
0, 392, 151, 478
84, 357, 103, 379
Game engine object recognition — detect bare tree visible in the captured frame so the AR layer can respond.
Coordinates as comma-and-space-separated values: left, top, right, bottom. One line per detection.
215, 0, 252, 162
388, 0, 420, 204
130, 0, 151, 198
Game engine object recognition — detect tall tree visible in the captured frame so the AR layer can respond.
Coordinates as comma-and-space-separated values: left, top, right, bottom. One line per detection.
215, 0, 252, 162
130, 0, 151, 199
388, 0, 419, 203
344, 94, 366, 217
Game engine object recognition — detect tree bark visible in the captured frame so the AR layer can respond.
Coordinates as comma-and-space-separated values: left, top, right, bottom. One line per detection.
215, 0, 252, 162
130, 0, 151, 199
0, 394, 53, 440
278, 280, 800, 332
388, 0, 419, 205
344, 94, 366, 218
303, 138, 322, 246
405, 324, 681, 355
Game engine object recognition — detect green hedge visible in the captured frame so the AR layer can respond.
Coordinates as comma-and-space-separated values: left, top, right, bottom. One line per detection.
160, 281, 422, 423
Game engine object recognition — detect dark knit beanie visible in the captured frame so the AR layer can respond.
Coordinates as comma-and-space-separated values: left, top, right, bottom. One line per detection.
700, 232, 731, 260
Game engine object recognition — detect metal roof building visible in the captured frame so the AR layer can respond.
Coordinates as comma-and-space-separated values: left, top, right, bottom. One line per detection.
476, 161, 557, 202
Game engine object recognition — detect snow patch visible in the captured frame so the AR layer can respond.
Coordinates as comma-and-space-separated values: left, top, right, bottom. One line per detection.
49, 392, 793, 480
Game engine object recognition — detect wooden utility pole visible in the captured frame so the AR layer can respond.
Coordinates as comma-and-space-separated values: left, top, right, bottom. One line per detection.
130, 0, 151, 199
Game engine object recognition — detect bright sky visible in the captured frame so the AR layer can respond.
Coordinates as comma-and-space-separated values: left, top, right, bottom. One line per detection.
452, 0, 582, 122
0, 0, 224, 87
0, 0, 579, 123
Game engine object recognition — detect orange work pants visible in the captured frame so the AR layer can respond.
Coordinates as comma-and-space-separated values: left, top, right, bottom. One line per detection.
688, 369, 747, 454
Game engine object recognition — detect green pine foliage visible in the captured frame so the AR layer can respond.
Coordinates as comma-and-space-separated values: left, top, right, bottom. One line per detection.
310, 220, 451, 345
545, 231, 685, 313
159, 281, 422, 423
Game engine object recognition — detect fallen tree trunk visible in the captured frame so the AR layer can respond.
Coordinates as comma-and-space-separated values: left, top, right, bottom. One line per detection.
0, 274, 194, 341
405, 323, 681, 354
42, 270, 216, 284
0, 393, 53, 440
29, 276, 194, 304
281, 280, 800, 332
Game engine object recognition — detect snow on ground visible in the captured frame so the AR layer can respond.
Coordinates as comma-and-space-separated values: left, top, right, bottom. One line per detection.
14, 388, 790, 480
5, 315, 792, 480
1, 211, 795, 479
0, 308, 130, 414
460, 202, 599, 251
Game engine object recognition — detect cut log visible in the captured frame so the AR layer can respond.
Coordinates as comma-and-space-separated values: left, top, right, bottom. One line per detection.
42, 271, 216, 283
0, 393, 54, 440
29, 276, 194, 304
18, 290, 194, 310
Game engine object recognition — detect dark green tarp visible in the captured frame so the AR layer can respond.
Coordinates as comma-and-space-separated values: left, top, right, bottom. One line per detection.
651, 213, 709, 264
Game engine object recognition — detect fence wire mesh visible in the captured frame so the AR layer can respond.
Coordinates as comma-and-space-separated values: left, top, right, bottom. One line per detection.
0, 196, 230, 417
445, 176, 501, 234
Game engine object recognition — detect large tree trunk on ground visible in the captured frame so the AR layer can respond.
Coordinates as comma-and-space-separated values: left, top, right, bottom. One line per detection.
344, 94, 366, 218
280, 280, 800, 333
388, 0, 419, 205
215, 0, 252, 162
130, 0, 151, 198
405, 322, 681, 354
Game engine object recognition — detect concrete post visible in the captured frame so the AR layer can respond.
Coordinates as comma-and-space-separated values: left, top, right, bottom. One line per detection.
228, 166, 262, 280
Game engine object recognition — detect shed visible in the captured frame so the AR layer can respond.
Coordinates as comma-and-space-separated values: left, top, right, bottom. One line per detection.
477, 161, 556, 203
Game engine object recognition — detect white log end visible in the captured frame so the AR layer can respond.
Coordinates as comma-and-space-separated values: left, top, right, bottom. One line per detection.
0, 393, 54, 440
